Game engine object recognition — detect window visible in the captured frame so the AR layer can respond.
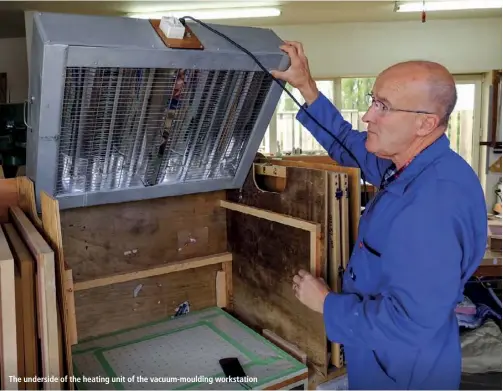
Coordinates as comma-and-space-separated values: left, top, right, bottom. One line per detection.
340, 77, 375, 132
260, 75, 483, 174
446, 76, 482, 171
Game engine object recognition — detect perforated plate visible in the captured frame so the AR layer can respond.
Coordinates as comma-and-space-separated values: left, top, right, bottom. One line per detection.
72, 307, 307, 390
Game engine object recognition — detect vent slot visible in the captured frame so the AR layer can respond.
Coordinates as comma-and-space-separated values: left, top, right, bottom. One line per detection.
56, 67, 272, 196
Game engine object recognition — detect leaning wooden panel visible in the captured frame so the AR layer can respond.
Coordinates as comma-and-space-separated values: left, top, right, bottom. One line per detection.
3, 224, 38, 389
220, 200, 322, 276
0, 226, 18, 390
9, 207, 60, 389
225, 209, 327, 385
227, 164, 328, 278
39, 192, 74, 389
14, 264, 25, 390
258, 158, 360, 249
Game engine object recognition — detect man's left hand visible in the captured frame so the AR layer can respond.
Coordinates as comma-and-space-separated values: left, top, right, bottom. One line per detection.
292, 269, 330, 313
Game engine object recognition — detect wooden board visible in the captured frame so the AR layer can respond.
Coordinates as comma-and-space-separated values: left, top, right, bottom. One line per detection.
3, 224, 38, 390
149, 19, 204, 49
0, 226, 18, 390
14, 264, 25, 390
74, 263, 222, 340
10, 207, 60, 389
39, 192, 74, 389
59, 191, 227, 282
225, 207, 327, 385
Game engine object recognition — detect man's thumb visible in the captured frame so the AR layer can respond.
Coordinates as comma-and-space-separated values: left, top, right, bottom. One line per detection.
270, 69, 286, 80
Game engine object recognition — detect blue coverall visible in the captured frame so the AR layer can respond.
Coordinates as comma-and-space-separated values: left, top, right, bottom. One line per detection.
296, 93, 488, 390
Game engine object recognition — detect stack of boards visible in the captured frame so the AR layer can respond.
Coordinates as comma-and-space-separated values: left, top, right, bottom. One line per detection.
224, 156, 360, 383
0, 177, 74, 391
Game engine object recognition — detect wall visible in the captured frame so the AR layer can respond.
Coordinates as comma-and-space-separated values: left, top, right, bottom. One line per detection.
0, 37, 27, 103
265, 17, 502, 77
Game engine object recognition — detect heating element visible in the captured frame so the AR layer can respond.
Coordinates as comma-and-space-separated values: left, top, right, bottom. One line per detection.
26, 12, 288, 209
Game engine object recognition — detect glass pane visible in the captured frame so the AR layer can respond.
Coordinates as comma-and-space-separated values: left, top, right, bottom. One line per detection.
447, 83, 475, 166
274, 81, 333, 155
341, 77, 376, 131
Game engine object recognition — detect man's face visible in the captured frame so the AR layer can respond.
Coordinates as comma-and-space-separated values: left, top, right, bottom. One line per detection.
361, 71, 424, 160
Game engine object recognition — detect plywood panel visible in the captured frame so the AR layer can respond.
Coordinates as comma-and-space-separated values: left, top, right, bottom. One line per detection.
226, 210, 327, 381
60, 191, 227, 282
0, 226, 17, 390
74, 263, 221, 340
227, 165, 328, 277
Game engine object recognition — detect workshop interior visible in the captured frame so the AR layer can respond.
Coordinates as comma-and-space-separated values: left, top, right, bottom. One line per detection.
0, 1, 501, 390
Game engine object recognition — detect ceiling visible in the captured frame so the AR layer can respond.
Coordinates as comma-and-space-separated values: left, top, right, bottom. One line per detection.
0, 0, 500, 39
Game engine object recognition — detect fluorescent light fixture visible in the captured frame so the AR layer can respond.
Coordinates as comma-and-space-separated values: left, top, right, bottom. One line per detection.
395, 0, 502, 12
129, 7, 281, 20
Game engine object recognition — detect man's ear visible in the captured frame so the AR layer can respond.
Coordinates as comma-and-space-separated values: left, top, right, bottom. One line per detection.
416, 114, 440, 137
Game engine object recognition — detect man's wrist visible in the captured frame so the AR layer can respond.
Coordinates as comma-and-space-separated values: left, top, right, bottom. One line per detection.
319, 289, 330, 314
299, 80, 319, 106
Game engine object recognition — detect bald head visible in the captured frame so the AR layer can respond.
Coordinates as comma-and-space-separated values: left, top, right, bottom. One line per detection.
380, 60, 457, 128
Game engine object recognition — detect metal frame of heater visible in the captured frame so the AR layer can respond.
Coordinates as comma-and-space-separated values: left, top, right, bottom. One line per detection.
26, 12, 289, 209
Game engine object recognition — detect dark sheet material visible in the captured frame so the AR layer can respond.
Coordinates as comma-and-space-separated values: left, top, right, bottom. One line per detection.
461, 372, 502, 390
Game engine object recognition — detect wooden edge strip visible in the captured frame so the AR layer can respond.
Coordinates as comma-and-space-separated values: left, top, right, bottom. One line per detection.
16, 177, 42, 230
216, 270, 227, 308
64, 269, 78, 345
262, 329, 307, 364
263, 373, 309, 390
220, 200, 320, 233
254, 163, 287, 178
221, 261, 233, 310
74, 252, 233, 291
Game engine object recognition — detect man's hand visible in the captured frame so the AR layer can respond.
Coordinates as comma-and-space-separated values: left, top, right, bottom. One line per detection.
270, 41, 319, 105
292, 269, 330, 313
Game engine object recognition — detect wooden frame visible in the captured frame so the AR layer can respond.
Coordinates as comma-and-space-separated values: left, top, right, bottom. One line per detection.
0, 227, 17, 390
220, 200, 322, 276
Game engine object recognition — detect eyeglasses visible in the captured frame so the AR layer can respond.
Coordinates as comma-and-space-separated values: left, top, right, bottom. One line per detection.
365, 93, 435, 115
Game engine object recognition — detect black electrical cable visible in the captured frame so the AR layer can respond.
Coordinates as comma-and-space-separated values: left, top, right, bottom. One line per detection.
180, 16, 369, 206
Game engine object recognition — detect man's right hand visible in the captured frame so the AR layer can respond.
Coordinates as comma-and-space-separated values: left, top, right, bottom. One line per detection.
270, 41, 320, 105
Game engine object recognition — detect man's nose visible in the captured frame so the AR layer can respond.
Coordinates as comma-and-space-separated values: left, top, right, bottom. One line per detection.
362, 108, 373, 123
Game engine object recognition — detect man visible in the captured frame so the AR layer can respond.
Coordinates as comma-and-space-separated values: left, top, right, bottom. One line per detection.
271, 41, 488, 390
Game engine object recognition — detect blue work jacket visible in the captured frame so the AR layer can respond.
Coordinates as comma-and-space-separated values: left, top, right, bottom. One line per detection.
296, 93, 488, 390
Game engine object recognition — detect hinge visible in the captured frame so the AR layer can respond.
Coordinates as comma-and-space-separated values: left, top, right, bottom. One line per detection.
40, 135, 59, 142
335, 188, 343, 199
